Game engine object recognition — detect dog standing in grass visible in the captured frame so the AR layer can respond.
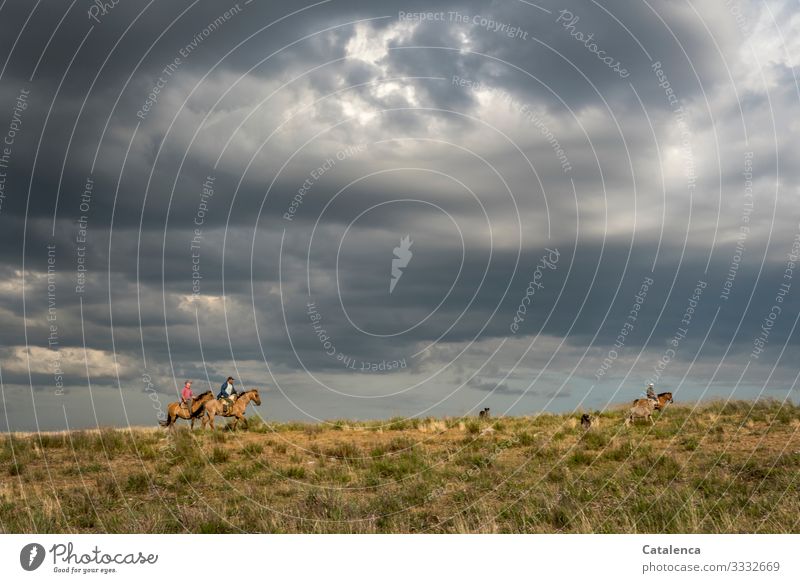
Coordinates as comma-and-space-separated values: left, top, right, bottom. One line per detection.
581, 413, 593, 429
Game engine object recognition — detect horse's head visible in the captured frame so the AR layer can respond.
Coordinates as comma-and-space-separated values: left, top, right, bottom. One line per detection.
660, 392, 674, 404
251, 389, 262, 406
195, 390, 213, 402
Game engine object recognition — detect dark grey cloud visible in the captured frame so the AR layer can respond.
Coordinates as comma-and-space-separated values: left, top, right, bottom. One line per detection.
0, 0, 798, 430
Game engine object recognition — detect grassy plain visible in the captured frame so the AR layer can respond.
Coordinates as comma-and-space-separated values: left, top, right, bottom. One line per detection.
1, 399, 798, 533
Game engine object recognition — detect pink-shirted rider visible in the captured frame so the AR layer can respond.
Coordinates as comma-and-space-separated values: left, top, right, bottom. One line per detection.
181, 380, 194, 412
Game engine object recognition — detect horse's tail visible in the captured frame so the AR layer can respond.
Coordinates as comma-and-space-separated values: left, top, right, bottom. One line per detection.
159, 412, 173, 427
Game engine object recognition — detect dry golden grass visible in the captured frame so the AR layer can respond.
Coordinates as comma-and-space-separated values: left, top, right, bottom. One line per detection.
1, 399, 798, 533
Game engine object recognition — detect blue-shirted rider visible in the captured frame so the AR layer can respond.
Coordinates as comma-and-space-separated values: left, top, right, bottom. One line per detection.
217, 376, 238, 411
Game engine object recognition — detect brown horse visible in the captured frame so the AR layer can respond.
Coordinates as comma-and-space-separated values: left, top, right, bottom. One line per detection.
202, 389, 262, 430
631, 392, 674, 411
655, 392, 674, 410
159, 390, 214, 429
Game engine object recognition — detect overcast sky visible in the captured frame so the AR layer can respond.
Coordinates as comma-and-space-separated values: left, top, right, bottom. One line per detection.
0, 0, 798, 431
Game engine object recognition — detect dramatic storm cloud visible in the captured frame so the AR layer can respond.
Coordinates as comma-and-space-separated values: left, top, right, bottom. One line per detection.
0, 0, 798, 430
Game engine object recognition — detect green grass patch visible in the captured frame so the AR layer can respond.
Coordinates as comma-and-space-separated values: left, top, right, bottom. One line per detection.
210, 447, 230, 463
125, 472, 150, 494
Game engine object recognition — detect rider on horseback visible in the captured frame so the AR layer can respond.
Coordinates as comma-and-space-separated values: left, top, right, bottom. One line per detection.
217, 377, 238, 413
181, 380, 194, 413
645, 383, 657, 404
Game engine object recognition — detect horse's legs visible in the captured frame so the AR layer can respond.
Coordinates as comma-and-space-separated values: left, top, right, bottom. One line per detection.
191, 417, 196, 430
241, 415, 249, 430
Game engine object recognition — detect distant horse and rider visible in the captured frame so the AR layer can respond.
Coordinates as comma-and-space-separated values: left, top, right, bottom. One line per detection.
632, 383, 674, 411
159, 389, 214, 429
202, 389, 262, 431
159, 376, 261, 430
625, 383, 674, 426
